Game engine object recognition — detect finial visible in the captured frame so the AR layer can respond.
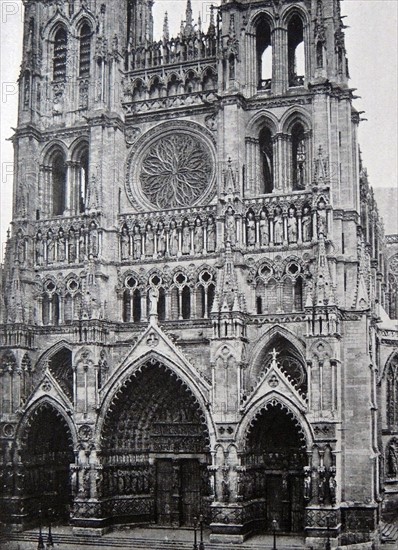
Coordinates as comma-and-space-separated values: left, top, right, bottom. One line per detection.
163, 11, 169, 42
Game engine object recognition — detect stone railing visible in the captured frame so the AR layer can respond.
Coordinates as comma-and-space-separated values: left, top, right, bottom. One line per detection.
127, 34, 217, 71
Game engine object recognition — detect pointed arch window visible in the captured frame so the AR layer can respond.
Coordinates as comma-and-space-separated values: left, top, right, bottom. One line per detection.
196, 271, 215, 318
288, 15, 305, 87
387, 359, 398, 431
79, 23, 92, 77
52, 150, 67, 216
256, 15, 272, 90
78, 146, 89, 213
53, 27, 68, 81
259, 127, 274, 193
292, 122, 307, 190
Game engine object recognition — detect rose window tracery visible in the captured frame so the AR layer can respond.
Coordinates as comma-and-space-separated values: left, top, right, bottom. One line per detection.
140, 134, 212, 209
126, 122, 216, 211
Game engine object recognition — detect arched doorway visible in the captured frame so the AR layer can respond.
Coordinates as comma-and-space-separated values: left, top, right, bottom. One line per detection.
101, 360, 211, 527
20, 402, 74, 523
243, 402, 307, 533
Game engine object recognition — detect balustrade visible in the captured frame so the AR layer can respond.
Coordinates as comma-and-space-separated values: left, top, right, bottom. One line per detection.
127, 34, 216, 72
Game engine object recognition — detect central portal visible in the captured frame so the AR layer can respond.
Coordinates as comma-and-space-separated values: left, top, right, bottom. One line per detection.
156, 458, 202, 526
101, 361, 210, 527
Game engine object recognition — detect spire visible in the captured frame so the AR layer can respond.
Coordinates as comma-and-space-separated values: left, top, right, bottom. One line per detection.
184, 0, 194, 36
208, 4, 216, 36
314, 235, 335, 306
163, 11, 169, 42
197, 12, 202, 34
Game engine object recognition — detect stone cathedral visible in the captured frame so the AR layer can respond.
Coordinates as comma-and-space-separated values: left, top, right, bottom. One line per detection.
1, 0, 398, 547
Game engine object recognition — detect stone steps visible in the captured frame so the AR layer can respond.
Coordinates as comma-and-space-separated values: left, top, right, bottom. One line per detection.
381, 521, 398, 544
0, 531, 305, 550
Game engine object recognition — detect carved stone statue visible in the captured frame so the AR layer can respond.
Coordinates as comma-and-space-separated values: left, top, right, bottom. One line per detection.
225, 206, 236, 245
302, 206, 312, 242
317, 199, 327, 236
169, 220, 179, 256
35, 231, 44, 265
273, 207, 283, 245
47, 229, 55, 264
79, 229, 86, 263
193, 218, 203, 254
246, 212, 256, 246
58, 228, 66, 262
148, 287, 159, 316
287, 207, 298, 243
132, 225, 142, 259
259, 210, 269, 246
329, 468, 337, 504
89, 222, 99, 257
207, 216, 216, 253
181, 220, 191, 255
304, 466, 312, 501
145, 223, 155, 257
388, 440, 398, 477
69, 229, 77, 263
157, 222, 166, 257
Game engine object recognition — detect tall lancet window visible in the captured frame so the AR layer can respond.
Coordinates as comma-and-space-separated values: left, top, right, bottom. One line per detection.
292, 122, 307, 190
288, 15, 305, 87
53, 27, 68, 81
259, 127, 274, 193
256, 16, 272, 90
79, 23, 92, 77
78, 146, 89, 213
52, 150, 67, 216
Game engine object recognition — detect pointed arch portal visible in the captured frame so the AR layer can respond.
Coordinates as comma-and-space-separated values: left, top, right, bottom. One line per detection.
19, 402, 74, 524
101, 360, 211, 527
242, 402, 307, 533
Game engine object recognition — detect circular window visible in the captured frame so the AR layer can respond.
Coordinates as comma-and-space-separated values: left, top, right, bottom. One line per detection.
126, 122, 216, 211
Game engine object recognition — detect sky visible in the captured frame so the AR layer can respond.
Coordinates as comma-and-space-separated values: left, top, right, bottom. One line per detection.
0, 0, 397, 258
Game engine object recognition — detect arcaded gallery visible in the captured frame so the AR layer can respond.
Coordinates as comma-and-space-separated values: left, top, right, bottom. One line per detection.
0, 0, 397, 548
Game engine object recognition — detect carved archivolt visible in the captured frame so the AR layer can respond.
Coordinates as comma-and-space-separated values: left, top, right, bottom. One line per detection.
126, 121, 216, 212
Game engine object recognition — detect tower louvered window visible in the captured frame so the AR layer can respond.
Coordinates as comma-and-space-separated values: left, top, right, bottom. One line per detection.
53, 28, 67, 81
79, 23, 91, 77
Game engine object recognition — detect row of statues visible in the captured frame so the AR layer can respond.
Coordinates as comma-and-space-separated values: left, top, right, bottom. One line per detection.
121, 216, 217, 260
32, 223, 99, 266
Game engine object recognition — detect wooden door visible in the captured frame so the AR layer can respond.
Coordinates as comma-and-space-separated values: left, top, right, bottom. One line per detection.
265, 475, 284, 530
156, 459, 175, 526
180, 459, 201, 526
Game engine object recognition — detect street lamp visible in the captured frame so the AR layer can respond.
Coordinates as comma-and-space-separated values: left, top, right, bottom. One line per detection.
193, 517, 198, 550
199, 514, 205, 550
325, 517, 331, 550
272, 518, 278, 550
46, 508, 54, 549
37, 509, 44, 550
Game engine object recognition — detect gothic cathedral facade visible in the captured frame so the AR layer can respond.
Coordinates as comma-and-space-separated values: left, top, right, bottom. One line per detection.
1, 0, 398, 547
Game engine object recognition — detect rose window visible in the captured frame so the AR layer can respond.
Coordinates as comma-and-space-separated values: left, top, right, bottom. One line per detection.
126, 123, 216, 211
139, 134, 212, 209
